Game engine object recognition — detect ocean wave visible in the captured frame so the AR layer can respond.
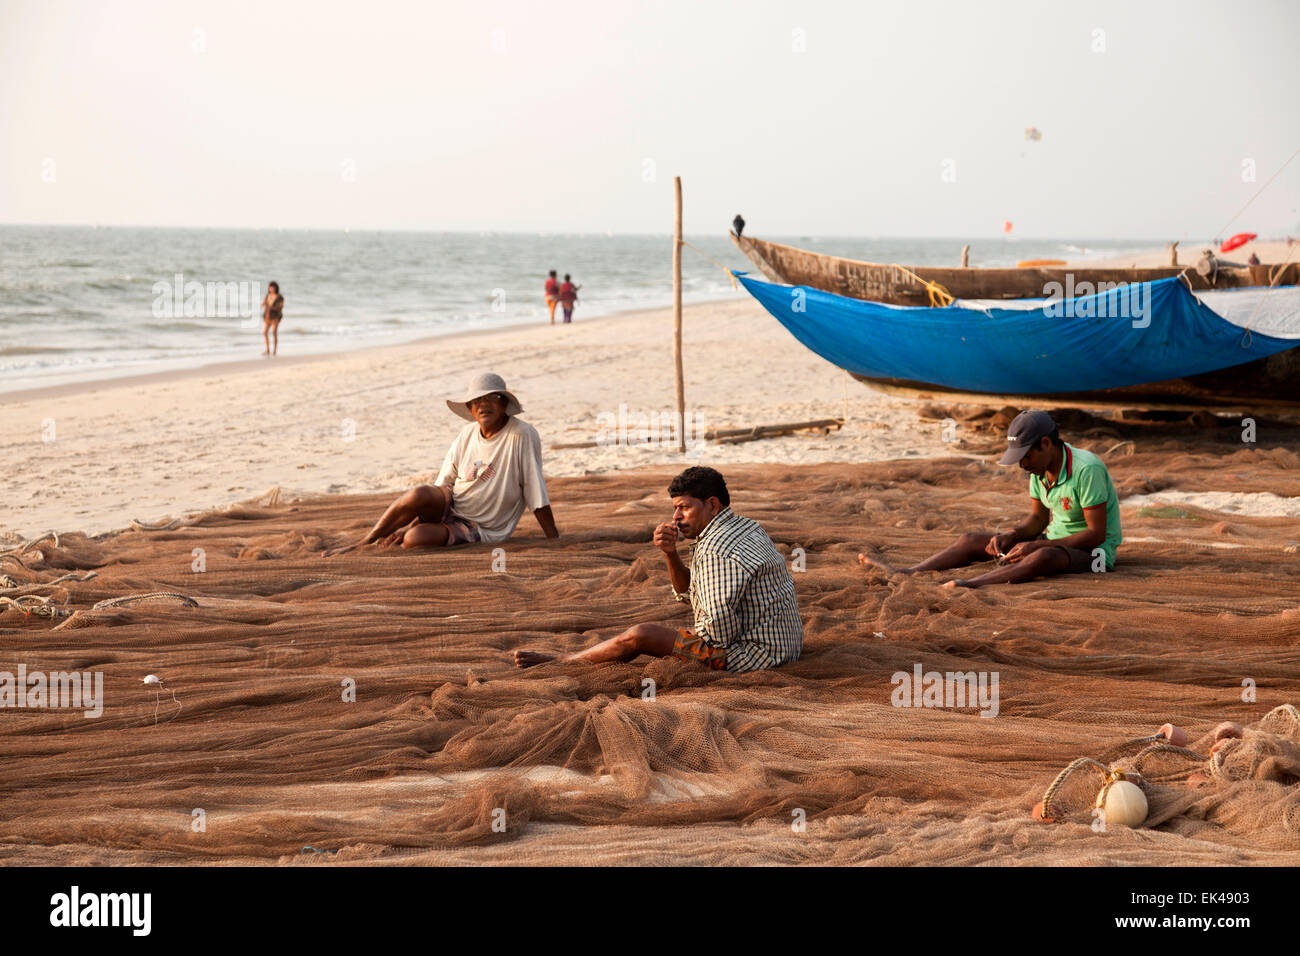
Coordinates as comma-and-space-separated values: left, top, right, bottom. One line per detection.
0, 344, 95, 356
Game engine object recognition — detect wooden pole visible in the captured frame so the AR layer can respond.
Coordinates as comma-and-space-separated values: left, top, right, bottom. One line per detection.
673, 176, 686, 454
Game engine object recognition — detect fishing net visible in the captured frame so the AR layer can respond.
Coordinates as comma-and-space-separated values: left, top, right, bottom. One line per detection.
1, 440, 1298, 864
1039, 704, 1300, 827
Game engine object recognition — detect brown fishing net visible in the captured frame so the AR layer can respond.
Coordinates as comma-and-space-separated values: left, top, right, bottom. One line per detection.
1040, 704, 1300, 829
1, 441, 1299, 864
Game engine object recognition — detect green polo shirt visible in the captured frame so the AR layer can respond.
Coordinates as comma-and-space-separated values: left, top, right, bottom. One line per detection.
1028, 443, 1122, 570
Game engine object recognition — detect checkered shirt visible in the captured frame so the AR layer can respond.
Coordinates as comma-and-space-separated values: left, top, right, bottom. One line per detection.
672, 506, 803, 672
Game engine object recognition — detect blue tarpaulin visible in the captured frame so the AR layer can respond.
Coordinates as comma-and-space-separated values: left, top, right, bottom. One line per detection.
736, 273, 1298, 394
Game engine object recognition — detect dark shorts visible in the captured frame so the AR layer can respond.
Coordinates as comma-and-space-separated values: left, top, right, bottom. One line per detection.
1044, 544, 1094, 574
671, 629, 727, 671
441, 510, 482, 546
1035, 536, 1102, 574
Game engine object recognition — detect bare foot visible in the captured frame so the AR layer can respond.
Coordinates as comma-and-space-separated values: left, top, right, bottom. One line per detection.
857, 547, 904, 575
942, 579, 975, 589
515, 650, 560, 668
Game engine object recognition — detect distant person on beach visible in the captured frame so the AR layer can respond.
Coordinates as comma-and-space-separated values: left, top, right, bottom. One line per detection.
857, 411, 1122, 588
515, 466, 803, 671
544, 270, 560, 324
262, 281, 284, 356
558, 274, 579, 323
323, 373, 558, 556
1248, 252, 1261, 266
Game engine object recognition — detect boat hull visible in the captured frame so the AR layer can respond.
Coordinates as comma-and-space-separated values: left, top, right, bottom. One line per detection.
733, 234, 1300, 411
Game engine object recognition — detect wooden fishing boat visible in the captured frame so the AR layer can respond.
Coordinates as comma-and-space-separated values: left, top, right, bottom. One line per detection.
732, 233, 1300, 412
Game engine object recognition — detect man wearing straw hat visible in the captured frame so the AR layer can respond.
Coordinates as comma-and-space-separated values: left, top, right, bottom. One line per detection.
323, 373, 558, 556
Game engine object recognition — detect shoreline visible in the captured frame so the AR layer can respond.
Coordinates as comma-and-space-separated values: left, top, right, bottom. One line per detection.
0, 294, 743, 405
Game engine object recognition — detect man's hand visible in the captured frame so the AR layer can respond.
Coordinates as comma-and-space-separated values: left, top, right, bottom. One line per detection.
533, 505, 559, 539
1001, 539, 1045, 563
985, 532, 1018, 559
653, 521, 679, 555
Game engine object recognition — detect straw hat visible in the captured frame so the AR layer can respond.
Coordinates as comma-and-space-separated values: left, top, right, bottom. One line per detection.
446, 372, 524, 422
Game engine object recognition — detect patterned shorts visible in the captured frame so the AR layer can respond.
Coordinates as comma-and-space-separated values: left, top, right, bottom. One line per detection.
441, 511, 482, 546
671, 629, 727, 671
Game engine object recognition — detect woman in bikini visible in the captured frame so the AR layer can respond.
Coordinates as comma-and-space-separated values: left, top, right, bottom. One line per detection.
262, 281, 284, 355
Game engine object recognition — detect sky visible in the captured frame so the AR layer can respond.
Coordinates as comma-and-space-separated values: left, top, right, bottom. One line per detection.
1, 0, 1298, 238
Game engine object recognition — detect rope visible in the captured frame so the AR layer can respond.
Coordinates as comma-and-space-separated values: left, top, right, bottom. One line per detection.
45, 571, 98, 585
1040, 756, 1109, 822
1259, 702, 1300, 733
1126, 742, 1211, 783
0, 532, 59, 558
130, 517, 189, 532
680, 241, 739, 290
889, 264, 955, 307
150, 686, 182, 726
1094, 732, 1167, 766
1213, 145, 1300, 242
92, 592, 199, 610
1094, 769, 1131, 816
0, 595, 72, 620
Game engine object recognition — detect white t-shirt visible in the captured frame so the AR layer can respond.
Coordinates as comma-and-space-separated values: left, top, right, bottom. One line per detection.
434, 416, 550, 543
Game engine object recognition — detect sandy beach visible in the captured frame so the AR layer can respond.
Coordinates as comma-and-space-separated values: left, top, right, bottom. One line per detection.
1, 296, 955, 541
1083, 238, 1298, 269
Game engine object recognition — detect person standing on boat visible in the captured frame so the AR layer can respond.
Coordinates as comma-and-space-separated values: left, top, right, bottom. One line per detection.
544, 270, 560, 324
559, 274, 580, 323
262, 281, 284, 356
857, 411, 1121, 588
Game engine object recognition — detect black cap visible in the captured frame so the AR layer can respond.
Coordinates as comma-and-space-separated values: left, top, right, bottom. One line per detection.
999, 410, 1056, 465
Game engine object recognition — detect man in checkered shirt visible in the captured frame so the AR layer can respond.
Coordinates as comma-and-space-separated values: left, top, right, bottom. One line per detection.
515, 466, 803, 671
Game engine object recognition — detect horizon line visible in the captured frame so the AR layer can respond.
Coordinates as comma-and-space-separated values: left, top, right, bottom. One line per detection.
0, 222, 1228, 243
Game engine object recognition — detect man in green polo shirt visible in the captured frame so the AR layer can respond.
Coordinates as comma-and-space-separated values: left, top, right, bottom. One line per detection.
858, 410, 1121, 589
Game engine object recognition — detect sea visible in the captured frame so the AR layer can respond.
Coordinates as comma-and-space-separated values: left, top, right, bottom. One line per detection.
0, 226, 1165, 394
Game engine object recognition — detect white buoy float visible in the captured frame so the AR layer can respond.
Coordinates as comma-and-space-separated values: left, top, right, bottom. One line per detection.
143, 674, 161, 685
1098, 778, 1148, 828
